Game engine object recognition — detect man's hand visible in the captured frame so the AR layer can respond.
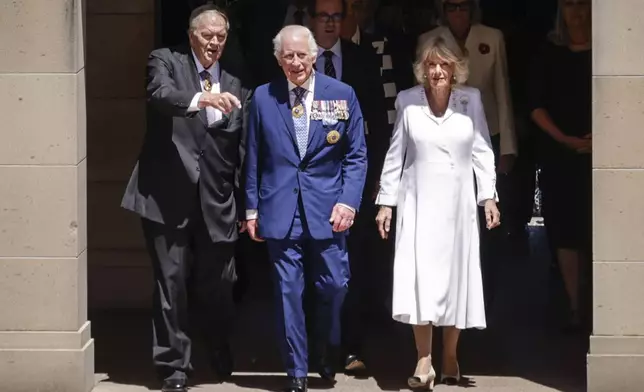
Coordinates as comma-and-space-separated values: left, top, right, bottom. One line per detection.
375, 206, 393, 239
238, 221, 247, 233
484, 199, 501, 230
198, 91, 242, 114
247, 219, 264, 242
329, 204, 356, 232
497, 154, 516, 174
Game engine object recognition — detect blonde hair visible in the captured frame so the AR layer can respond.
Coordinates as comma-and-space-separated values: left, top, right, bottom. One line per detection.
548, 0, 591, 46
413, 33, 469, 86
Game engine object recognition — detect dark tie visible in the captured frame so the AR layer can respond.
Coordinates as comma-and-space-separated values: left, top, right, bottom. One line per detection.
293, 8, 305, 25
293, 86, 306, 107
323, 50, 336, 79
199, 70, 212, 92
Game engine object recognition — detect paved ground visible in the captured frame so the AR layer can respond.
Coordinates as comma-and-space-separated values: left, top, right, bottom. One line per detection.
91, 226, 588, 392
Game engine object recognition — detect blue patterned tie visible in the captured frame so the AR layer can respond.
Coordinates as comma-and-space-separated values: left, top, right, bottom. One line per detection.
292, 87, 308, 159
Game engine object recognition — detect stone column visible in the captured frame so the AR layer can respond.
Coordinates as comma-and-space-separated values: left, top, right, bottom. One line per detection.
588, 1, 644, 391
0, 1, 94, 391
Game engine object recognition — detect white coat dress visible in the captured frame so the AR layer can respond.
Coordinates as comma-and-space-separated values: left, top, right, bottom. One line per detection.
375, 85, 497, 329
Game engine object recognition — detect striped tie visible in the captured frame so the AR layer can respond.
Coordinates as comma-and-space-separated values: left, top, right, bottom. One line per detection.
323, 51, 336, 79
292, 87, 308, 159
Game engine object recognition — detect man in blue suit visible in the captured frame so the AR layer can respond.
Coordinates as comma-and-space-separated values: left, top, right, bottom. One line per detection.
245, 24, 367, 392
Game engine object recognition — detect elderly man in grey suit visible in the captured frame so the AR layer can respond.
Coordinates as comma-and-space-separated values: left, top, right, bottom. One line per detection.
121, 5, 252, 392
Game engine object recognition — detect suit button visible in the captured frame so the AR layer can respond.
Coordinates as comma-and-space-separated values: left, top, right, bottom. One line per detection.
200, 150, 204, 156
293, 188, 298, 194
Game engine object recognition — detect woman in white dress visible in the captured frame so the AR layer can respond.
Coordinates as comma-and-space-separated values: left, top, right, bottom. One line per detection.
375, 32, 500, 389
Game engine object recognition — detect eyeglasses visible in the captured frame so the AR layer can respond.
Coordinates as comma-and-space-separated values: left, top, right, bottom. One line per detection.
314, 12, 343, 23
444, 1, 472, 13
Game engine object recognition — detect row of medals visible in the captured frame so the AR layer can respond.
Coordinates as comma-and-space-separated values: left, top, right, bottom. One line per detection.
292, 104, 340, 144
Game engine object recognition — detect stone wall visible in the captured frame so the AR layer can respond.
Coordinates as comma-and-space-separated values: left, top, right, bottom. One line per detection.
588, 0, 644, 390
86, 0, 155, 309
0, 0, 94, 391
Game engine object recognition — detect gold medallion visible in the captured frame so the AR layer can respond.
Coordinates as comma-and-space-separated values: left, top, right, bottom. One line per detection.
292, 104, 304, 118
326, 130, 341, 144
203, 79, 212, 92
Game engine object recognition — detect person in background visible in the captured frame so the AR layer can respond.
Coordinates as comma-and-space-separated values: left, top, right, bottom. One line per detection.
121, 6, 252, 392
528, 0, 592, 333
237, 0, 312, 86
245, 25, 367, 392
375, 32, 500, 389
307, 0, 389, 374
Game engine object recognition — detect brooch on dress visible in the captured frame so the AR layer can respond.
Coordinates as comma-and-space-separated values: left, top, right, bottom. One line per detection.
479, 43, 490, 55
460, 96, 469, 113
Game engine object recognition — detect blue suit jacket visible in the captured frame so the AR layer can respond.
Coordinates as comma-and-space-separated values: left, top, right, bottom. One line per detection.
245, 72, 368, 240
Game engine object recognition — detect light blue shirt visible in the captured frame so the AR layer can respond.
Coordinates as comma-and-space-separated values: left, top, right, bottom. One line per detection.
315, 39, 342, 81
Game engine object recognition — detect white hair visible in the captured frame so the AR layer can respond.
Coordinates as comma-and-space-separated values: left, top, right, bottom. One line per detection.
189, 9, 230, 32
273, 25, 319, 60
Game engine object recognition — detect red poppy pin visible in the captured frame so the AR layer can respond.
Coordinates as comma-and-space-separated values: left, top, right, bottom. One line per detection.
479, 43, 490, 54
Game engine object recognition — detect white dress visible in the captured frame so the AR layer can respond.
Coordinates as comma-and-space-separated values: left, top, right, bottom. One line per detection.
375, 85, 497, 329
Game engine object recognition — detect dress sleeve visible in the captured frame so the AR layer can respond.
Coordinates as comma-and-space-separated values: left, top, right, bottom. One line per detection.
526, 43, 550, 113
471, 89, 498, 205
375, 94, 407, 206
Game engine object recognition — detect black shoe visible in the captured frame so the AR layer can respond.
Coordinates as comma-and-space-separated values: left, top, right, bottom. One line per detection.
284, 376, 308, 392
162, 379, 187, 392
317, 345, 339, 381
344, 354, 366, 373
210, 345, 233, 379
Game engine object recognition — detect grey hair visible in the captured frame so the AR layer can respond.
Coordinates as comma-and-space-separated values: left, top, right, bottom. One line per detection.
189, 7, 230, 32
273, 25, 319, 60
434, 0, 482, 26
413, 32, 469, 85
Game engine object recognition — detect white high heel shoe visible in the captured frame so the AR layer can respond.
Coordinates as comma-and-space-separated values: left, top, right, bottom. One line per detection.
440, 362, 461, 385
408, 362, 436, 390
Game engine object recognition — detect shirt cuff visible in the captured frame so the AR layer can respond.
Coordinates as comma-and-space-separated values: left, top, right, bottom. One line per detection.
187, 92, 203, 113
337, 203, 356, 213
245, 209, 258, 220
374, 193, 397, 207
477, 189, 499, 206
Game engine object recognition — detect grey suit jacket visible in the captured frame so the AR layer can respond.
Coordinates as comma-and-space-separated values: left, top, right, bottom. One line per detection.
121, 45, 253, 242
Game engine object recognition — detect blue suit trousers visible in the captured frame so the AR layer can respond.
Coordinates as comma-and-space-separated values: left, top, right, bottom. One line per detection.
266, 200, 350, 378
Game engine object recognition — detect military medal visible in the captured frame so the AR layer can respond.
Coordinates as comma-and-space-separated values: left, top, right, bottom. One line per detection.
311, 101, 322, 120
203, 78, 212, 92
333, 100, 349, 120
292, 104, 304, 118
326, 130, 341, 144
